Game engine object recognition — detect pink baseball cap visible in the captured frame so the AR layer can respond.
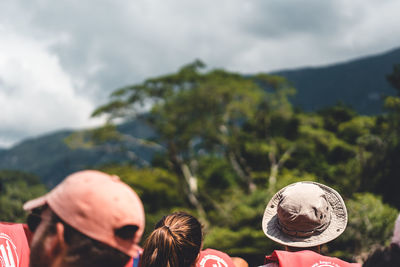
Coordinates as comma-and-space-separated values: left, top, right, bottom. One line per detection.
23, 170, 145, 257
196, 248, 235, 267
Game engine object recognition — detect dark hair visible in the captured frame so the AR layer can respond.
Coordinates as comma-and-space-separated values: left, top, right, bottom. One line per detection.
141, 212, 203, 267
363, 244, 400, 267
33, 207, 132, 267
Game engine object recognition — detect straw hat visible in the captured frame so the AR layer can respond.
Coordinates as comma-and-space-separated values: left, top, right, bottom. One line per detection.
262, 181, 347, 247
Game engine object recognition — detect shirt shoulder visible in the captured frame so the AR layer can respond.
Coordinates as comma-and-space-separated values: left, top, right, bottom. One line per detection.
258, 263, 279, 267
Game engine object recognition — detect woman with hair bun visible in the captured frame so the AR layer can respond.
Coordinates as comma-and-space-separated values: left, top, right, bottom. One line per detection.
141, 212, 203, 267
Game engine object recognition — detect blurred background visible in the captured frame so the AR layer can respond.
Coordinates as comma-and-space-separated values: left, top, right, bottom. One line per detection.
1, 0, 400, 265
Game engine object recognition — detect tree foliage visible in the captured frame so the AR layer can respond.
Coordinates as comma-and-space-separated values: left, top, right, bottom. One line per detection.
359, 64, 400, 208
0, 170, 47, 222
88, 61, 400, 263
1, 60, 399, 265
332, 193, 398, 260
93, 60, 297, 219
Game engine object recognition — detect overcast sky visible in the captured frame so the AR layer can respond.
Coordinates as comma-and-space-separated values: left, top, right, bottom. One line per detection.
1, 0, 400, 148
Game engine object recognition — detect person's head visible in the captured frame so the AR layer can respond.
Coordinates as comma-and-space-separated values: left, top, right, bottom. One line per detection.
141, 212, 203, 267
363, 213, 400, 266
24, 170, 145, 267
391, 214, 400, 246
262, 181, 348, 251
363, 244, 400, 267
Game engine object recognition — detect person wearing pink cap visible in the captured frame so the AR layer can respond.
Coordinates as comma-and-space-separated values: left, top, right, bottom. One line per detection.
23, 170, 145, 267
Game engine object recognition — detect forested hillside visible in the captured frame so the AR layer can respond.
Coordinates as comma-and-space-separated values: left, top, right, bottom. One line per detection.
1, 48, 399, 186
90, 60, 400, 264
0, 121, 157, 187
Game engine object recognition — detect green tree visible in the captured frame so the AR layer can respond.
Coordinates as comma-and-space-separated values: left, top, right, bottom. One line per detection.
0, 170, 47, 222
332, 193, 398, 260
277, 108, 364, 196
234, 74, 297, 193
99, 164, 185, 237
93, 60, 296, 219
89, 60, 395, 262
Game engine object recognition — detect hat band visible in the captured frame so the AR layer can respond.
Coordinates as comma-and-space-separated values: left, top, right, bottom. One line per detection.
277, 219, 331, 238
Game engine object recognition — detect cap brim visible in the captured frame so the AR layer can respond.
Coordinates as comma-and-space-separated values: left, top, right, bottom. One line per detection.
262, 181, 348, 247
23, 195, 48, 211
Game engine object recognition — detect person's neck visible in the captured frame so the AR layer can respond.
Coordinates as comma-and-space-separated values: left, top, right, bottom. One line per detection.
285, 245, 321, 254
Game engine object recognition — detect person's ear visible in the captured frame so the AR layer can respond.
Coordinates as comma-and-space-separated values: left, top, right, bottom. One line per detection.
56, 222, 65, 247
45, 222, 66, 259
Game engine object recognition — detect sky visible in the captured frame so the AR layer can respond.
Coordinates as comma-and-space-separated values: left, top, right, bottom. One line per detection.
1, 0, 400, 148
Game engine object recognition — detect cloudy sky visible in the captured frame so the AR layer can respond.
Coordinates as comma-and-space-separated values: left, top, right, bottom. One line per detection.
1, 0, 400, 148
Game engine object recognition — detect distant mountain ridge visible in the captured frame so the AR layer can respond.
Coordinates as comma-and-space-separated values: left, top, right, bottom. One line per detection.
1, 46, 399, 186
272, 47, 400, 114
0, 120, 157, 187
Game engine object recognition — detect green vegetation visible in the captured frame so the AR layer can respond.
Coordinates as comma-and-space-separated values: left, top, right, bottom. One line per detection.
92, 61, 400, 263
0, 170, 47, 222
334, 193, 399, 257
1, 60, 399, 265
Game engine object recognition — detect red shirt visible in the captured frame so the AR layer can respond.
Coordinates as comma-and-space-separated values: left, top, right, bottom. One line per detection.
196, 248, 235, 267
0, 223, 30, 267
265, 250, 361, 267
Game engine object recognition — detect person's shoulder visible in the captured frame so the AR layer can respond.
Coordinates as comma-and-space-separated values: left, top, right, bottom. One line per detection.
0, 222, 30, 267
196, 248, 236, 267
0, 222, 23, 227
257, 263, 279, 267
0, 222, 29, 240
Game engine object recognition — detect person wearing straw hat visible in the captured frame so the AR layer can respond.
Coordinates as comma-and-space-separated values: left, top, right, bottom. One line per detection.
23, 170, 145, 267
259, 181, 360, 267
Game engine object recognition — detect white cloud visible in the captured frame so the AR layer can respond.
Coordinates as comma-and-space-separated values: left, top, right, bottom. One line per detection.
227, 0, 400, 71
0, 28, 102, 147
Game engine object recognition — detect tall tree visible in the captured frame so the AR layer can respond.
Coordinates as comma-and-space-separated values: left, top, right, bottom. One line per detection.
92, 60, 295, 218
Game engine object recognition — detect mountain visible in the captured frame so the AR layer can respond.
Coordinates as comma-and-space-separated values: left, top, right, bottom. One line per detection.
272, 47, 400, 114
0, 120, 158, 187
1, 47, 400, 186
